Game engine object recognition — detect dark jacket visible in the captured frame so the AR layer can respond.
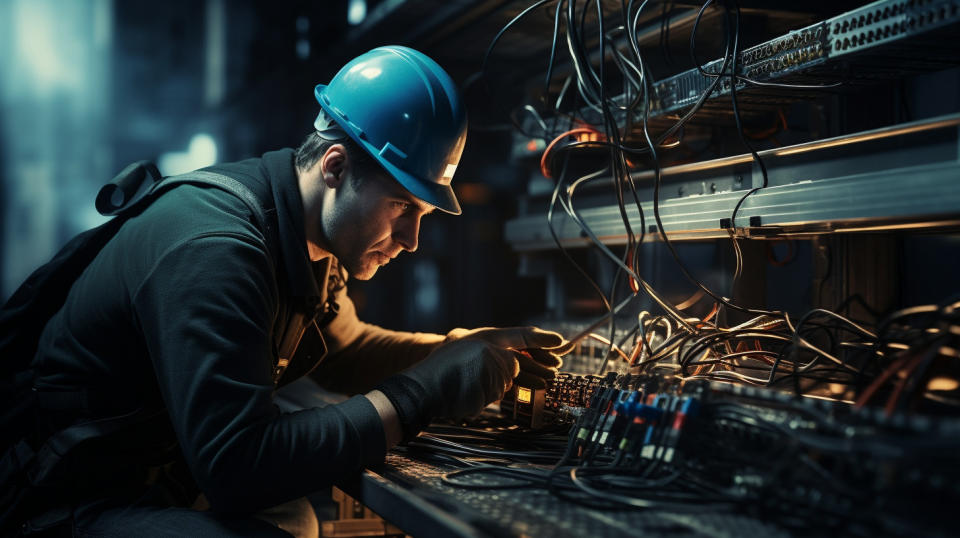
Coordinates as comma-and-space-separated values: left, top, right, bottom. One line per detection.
30, 149, 440, 512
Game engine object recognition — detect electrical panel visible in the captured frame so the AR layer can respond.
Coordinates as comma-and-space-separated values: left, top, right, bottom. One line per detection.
386, 0, 960, 536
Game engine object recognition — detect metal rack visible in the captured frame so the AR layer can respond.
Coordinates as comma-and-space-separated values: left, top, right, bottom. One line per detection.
506, 113, 960, 249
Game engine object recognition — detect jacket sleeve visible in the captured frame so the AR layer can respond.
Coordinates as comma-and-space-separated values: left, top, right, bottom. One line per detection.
132, 233, 386, 513
309, 283, 445, 395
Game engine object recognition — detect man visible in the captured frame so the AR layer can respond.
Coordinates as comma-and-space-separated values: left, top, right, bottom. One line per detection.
17, 46, 563, 536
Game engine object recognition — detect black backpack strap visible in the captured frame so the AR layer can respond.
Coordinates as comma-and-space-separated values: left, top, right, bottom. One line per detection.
0, 407, 167, 536
29, 407, 167, 487
95, 162, 279, 261
151, 170, 280, 264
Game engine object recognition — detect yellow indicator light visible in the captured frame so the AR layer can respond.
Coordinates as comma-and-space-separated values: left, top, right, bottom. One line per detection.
517, 387, 532, 404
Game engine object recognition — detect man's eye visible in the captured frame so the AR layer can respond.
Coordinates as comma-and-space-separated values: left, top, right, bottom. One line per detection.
391, 201, 412, 212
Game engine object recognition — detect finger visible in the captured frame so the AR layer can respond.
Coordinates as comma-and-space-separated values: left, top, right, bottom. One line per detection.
492, 348, 520, 379
520, 348, 563, 369
444, 327, 472, 341
495, 350, 518, 396
482, 351, 517, 410
516, 351, 559, 379
548, 340, 573, 356
465, 326, 564, 350
519, 327, 564, 349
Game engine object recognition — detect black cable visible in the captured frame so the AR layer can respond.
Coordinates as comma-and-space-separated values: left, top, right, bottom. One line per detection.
481, 0, 556, 134
640, 0, 781, 320
543, 0, 568, 117
548, 161, 614, 314
556, 0, 696, 331
726, 0, 770, 230
441, 465, 548, 490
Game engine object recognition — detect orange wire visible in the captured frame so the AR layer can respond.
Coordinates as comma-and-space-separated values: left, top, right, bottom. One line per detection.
628, 337, 644, 366
694, 303, 720, 330
692, 349, 712, 376
625, 243, 639, 293
586, 333, 630, 363
703, 303, 719, 323
540, 127, 603, 178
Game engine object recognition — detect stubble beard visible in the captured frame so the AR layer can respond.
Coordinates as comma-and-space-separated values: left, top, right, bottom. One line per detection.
346, 251, 381, 281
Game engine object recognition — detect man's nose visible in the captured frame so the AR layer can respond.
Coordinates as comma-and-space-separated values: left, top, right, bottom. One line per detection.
394, 214, 421, 252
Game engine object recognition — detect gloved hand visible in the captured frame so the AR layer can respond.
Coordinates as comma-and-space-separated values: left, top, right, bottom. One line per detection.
446, 327, 566, 389
375, 327, 564, 440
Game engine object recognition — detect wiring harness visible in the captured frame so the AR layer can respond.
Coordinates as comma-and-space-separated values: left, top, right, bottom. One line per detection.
427, 1, 960, 533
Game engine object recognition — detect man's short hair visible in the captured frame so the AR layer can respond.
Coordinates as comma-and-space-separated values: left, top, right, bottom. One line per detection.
294, 112, 374, 185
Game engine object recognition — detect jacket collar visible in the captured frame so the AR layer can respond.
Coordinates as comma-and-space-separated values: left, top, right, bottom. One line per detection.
260, 148, 327, 312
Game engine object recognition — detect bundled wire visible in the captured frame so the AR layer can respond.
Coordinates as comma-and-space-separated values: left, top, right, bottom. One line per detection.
412, 302, 960, 534
482, 0, 888, 383
478, 0, 960, 415
416, 5, 960, 535
423, 364, 960, 534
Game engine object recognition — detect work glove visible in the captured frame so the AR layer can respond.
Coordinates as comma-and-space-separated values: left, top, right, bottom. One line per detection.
445, 327, 566, 389
375, 327, 564, 441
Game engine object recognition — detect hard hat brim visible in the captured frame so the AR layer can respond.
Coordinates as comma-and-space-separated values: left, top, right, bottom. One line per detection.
375, 155, 463, 216
314, 84, 463, 215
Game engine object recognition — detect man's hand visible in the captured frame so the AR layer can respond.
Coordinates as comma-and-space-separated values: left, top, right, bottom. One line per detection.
445, 326, 566, 388
375, 326, 565, 441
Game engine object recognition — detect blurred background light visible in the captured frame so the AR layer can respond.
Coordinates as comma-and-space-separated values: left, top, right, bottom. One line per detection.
158, 133, 219, 177
347, 0, 366, 25
1, 0, 113, 298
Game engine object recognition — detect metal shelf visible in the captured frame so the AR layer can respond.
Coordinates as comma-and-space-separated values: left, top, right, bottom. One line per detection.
505, 114, 960, 251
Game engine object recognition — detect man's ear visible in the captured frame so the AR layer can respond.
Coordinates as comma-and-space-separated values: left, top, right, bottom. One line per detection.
320, 144, 347, 188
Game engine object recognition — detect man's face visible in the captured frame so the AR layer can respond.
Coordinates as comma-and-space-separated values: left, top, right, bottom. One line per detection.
321, 163, 435, 280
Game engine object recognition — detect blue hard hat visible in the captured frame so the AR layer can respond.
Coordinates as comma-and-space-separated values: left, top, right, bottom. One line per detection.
313, 46, 468, 215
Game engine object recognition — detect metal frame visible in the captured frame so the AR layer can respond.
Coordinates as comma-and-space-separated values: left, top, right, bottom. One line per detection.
505, 113, 960, 251
338, 468, 491, 538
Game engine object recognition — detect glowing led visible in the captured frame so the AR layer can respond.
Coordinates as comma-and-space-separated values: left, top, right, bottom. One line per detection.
517, 387, 532, 404
347, 0, 366, 25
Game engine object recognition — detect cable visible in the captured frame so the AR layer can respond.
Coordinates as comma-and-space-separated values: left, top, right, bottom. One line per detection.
540, 127, 603, 178
481, 0, 556, 134
634, 0, 782, 320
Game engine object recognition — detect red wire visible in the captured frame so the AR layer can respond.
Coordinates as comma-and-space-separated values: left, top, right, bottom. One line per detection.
624, 243, 639, 293
854, 353, 911, 409
883, 353, 929, 416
